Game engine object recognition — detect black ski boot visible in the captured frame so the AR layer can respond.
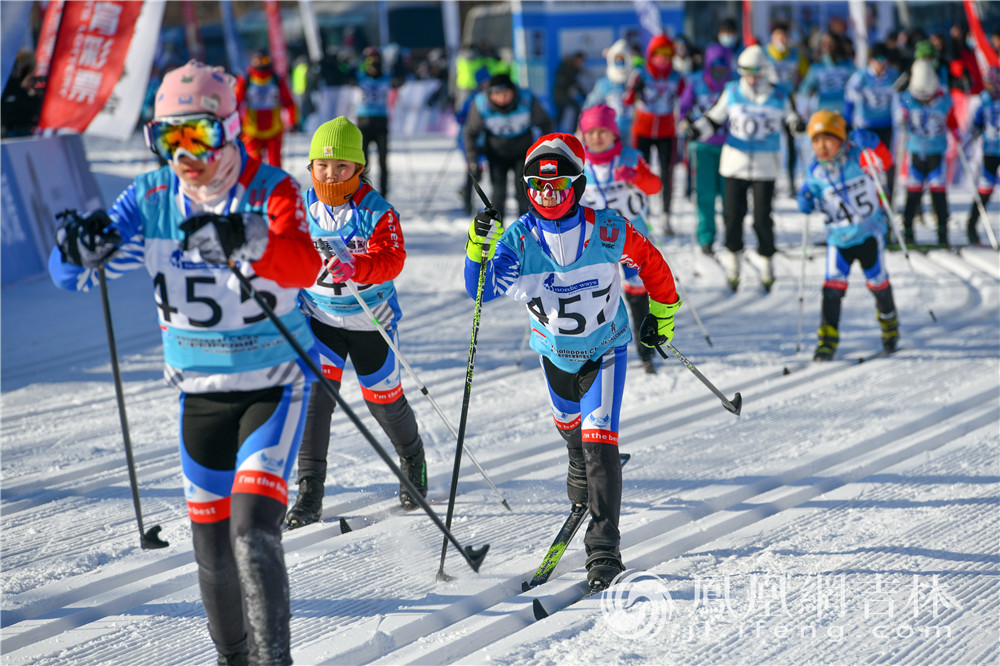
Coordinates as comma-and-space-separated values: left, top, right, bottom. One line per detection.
813, 325, 839, 361
566, 459, 588, 506
286, 477, 324, 529
399, 448, 427, 510
879, 311, 899, 353
585, 549, 625, 591
216, 652, 249, 666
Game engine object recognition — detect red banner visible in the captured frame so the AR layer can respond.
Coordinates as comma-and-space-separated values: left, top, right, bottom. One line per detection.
34, 0, 65, 80
263, 0, 289, 78
964, 0, 999, 69
742, 0, 756, 47
38, 1, 143, 133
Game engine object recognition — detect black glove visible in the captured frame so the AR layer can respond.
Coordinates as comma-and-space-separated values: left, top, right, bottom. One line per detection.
55, 209, 122, 268
473, 209, 500, 239
684, 123, 699, 142
792, 117, 807, 134
180, 212, 269, 265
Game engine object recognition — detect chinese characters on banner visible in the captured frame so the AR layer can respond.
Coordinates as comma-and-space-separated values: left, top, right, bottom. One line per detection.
38, 1, 164, 140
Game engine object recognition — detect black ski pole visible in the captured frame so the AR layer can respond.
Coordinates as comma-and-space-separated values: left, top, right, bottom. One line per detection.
653, 340, 742, 415
226, 260, 488, 572
98, 266, 169, 549
437, 171, 500, 581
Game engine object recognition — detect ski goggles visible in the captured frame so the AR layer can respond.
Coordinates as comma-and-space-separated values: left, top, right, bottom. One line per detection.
143, 112, 241, 162
522, 173, 582, 191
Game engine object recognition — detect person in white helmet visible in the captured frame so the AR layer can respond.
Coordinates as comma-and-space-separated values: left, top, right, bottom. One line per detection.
583, 39, 635, 144
687, 44, 806, 292
897, 59, 961, 246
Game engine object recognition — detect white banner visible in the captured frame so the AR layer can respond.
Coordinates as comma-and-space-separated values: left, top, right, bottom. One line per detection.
86, 0, 165, 140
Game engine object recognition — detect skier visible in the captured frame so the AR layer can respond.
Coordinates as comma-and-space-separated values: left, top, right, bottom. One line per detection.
678, 43, 734, 255
898, 59, 960, 246
234, 50, 298, 168
49, 61, 321, 665
845, 44, 901, 201
355, 46, 399, 196
687, 44, 806, 291
965, 66, 1000, 246
583, 38, 635, 144
285, 117, 428, 529
623, 33, 686, 236
463, 132, 681, 590
797, 110, 899, 361
578, 103, 663, 374
765, 21, 810, 194
798, 32, 856, 116
462, 72, 555, 221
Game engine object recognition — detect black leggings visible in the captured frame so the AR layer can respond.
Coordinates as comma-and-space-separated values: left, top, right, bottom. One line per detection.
358, 115, 389, 195
723, 178, 776, 257
635, 136, 676, 215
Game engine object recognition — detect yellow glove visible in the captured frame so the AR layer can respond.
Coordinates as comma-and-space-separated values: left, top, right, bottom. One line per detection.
466, 211, 503, 262
639, 299, 682, 348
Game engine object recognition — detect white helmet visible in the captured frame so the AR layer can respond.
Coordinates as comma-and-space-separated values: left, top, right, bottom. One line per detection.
605, 39, 633, 84
736, 44, 768, 77
908, 59, 940, 101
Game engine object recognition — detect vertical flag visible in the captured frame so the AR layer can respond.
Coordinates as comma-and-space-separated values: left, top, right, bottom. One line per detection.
33, 0, 66, 84
37, 0, 165, 140
262, 0, 289, 77
848, 0, 868, 69
964, 0, 999, 70
634, 0, 663, 47
742, 0, 756, 47
219, 0, 244, 74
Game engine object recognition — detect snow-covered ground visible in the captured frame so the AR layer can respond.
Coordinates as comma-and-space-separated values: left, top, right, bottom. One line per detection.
2, 130, 998, 665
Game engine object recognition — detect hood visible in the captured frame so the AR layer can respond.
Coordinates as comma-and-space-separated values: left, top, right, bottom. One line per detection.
645, 34, 674, 77
702, 43, 733, 91
605, 39, 633, 85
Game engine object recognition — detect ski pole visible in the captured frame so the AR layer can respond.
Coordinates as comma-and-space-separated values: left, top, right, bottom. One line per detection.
951, 141, 999, 251
863, 149, 938, 323
796, 212, 809, 353
98, 266, 169, 550
438, 172, 498, 581
227, 260, 488, 573
652, 340, 742, 415
314, 239, 512, 512
672, 272, 712, 347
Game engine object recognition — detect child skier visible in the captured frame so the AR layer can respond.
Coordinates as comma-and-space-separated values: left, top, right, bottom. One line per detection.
578, 103, 663, 374
623, 33, 687, 236
844, 44, 901, 201
679, 43, 734, 254
796, 110, 899, 361
49, 61, 321, 665
965, 66, 1000, 246
286, 117, 429, 529
582, 38, 635, 144
688, 45, 805, 291
234, 50, 298, 168
355, 46, 398, 196
898, 59, 960, 246
463, 132, 681, 590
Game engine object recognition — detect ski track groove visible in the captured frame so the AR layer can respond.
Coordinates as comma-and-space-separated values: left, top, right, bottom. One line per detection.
3, 214, 996, 663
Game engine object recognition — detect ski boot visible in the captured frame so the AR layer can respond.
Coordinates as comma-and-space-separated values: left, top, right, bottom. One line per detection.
286, 477, 324, 529
879, 311, 899, 353
566, 459, 588, 506
217, 652, 249, 666
724, 251, 741, 292
760, 255, 774, 293
399, 448, 428, 510
585, 549, 625, 591
813, 325, 839, 361
967, 222, 980, 247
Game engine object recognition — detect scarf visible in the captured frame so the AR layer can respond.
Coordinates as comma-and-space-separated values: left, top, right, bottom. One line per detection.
178, 143, 242, 204
312, 172, 361, 206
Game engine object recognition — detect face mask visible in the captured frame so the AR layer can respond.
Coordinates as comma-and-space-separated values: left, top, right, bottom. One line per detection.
719, 34, 737, 48
967, 37, 976, 50
822, 54, 834, 65
773, 42, 787, 54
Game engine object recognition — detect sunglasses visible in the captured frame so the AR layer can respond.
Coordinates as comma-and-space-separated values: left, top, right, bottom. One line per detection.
144, 112, 241, 162
523, 173, 582, 191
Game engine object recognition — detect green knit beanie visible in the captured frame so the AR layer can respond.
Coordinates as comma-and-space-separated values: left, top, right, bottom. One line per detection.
914, 40, 937, 61
309, 116, 365, 164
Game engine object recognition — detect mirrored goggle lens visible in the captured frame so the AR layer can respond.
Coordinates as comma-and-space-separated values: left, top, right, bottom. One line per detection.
524, 175, 577, 191
148, 117, 226, 160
